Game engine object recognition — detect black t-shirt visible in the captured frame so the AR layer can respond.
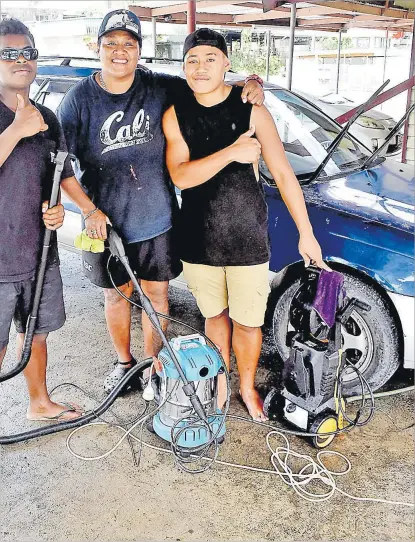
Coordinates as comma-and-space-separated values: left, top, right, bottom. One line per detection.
0, 100, 73, 282
57, 68, 186, 243
174, 87, 270, 266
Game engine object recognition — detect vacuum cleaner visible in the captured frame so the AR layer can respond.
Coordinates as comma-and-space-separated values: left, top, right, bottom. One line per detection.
0, 224, 227, 460
107, 230, 227, 456
145, 334, 226, 449
264, 267, 371, 448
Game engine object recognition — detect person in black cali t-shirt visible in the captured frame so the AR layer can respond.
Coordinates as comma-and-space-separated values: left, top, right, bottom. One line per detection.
0, 19, 81, 422
58, 9, 265, 395
163, 29, 331, 422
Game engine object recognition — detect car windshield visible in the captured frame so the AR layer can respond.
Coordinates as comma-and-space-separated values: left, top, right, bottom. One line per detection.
262, 89, 371, 181
30, 77, 80, 112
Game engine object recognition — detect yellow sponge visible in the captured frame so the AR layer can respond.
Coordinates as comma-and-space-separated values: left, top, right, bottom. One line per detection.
74, 229, 105, 253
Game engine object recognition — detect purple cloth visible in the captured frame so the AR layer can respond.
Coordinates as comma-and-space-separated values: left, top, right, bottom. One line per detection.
312, 269, 345, 329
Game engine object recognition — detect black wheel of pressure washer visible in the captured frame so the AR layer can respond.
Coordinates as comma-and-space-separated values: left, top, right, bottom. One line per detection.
263, 388, 280, 420
309, 415, 338, 449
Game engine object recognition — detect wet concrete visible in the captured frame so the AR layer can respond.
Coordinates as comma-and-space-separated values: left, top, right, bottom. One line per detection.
0, 251, 414, 542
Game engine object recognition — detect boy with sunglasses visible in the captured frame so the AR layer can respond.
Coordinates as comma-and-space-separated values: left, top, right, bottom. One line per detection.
0, 19, 80, 421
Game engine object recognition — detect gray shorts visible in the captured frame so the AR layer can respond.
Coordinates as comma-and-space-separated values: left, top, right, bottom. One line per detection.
0, 265, 66, 351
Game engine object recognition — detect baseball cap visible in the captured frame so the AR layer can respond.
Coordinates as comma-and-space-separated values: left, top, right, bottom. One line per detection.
98, 9, 142, 47
183, 28, 228, 60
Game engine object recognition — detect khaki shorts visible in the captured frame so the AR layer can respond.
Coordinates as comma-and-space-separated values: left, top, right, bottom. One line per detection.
182, 261, 270, 328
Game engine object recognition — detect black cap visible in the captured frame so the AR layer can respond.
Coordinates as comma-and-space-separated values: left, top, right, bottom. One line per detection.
98, 9, 142, 47
183, 28, 228, 60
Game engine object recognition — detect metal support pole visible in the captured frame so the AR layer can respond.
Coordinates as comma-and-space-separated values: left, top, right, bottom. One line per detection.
287, 3, 296, 90
266, 30, 271, 82
187, 0, 196, 34
382, 29, 389, 83
336, 29, 342, 94
151, 16, 157, 58
402, 22, 415, 163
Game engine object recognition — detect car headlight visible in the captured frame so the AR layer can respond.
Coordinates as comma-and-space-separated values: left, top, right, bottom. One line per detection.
356, 115, 386, 129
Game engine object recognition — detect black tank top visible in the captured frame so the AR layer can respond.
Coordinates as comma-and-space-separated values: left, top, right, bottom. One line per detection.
174, 86, 269, 266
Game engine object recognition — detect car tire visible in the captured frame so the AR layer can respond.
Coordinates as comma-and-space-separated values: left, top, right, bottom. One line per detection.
272, 271, 400, 397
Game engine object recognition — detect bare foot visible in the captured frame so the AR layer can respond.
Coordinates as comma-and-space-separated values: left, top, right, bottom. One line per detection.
27, 400, 82, 422
239, 388, 268, 422
217, 372, 229, 410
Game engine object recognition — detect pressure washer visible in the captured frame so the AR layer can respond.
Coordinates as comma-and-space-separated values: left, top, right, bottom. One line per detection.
264, 267, 373, 448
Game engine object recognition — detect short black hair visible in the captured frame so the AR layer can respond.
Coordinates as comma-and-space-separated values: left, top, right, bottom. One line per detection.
0, 18, 35, 47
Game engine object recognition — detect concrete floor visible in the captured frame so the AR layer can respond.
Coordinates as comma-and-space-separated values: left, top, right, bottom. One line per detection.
0, 251, 414, 542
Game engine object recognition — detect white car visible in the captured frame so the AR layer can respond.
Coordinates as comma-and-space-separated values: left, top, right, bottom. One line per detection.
296, 91, 402, 157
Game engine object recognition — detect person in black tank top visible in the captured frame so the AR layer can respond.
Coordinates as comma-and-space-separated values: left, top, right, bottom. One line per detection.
163, 28, 330, 421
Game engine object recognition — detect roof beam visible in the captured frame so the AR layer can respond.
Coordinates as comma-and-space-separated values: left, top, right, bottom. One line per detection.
347, 18, 413, 29
290, 5, 350, 16
128, 5, 152, 18
234, 7, 295, 23
311, 1, 414, 20
149, 0, 258, 17
233, 5, 356, 23
298, 17, 351, 26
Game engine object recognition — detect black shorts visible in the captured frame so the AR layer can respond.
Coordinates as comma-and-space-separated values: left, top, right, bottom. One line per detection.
0, 265, 66, 351
82, 228, 183, 289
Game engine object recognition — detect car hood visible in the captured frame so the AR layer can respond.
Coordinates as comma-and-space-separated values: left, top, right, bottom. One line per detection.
317, 159, 415, 233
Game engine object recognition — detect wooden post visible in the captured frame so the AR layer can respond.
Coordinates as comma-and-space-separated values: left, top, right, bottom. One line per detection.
187, 0, 196, 33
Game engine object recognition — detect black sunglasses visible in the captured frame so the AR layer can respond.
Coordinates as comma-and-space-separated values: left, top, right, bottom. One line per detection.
0, 47, 39, 61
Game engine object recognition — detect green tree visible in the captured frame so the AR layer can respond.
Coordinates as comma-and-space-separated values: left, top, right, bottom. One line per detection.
229, 29, 283, 77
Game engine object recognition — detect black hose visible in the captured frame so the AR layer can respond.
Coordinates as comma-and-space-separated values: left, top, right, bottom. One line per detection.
0, 151, 68, 383
0, 358, 152, 445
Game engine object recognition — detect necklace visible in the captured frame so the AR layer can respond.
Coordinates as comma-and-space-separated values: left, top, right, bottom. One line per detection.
99, 71, 108, 91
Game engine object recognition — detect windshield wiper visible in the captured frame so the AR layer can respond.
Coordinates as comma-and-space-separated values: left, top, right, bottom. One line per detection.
33, 77, 51, 103
361, 103, 415, 170
307, 79, 390, 184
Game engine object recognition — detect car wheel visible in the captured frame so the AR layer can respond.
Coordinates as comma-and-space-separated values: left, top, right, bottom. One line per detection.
272, 271, 400, 397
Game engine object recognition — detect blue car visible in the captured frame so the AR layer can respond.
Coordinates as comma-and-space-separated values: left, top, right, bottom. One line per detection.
32, 58, 414, 396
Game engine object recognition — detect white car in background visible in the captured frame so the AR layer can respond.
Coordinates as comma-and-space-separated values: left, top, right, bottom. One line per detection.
296, 91, 402, 157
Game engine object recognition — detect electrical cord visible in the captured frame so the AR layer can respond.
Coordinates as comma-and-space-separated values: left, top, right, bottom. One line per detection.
62, 386, 413, 507
107, 255, 232, 473
346, 385, 414, 403
49, 381, 149, 466
107, 256, 374, 441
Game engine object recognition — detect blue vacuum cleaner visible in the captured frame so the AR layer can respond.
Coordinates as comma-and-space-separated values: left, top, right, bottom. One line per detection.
107, 230, 226, 456
151, 334, 225, 448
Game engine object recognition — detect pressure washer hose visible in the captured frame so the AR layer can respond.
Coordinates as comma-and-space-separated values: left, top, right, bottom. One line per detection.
0, 151, 68, 384
346, 385, 414, 403
0, 358, 152, 445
